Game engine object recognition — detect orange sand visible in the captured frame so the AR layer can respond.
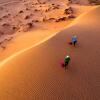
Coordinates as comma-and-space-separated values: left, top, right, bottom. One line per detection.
0, 6, 100, 100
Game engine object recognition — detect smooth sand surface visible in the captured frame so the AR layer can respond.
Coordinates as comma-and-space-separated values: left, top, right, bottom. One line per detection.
0, 6, 100, 100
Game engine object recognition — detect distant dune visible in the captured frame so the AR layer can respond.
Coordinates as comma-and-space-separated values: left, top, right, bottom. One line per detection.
0, 6, 100, 100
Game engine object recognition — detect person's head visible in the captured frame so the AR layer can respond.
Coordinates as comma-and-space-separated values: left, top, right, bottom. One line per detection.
72, 35, 77, 38
65, 55, 70, 58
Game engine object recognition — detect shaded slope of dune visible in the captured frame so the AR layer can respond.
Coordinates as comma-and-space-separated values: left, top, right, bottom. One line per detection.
0, 6, 100, 100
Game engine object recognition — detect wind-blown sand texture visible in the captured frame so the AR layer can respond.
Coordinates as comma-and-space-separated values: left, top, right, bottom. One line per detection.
0, 6, 100, 100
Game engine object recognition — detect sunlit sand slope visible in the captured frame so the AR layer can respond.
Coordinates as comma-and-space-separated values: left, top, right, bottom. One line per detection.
0, 6, 100, 100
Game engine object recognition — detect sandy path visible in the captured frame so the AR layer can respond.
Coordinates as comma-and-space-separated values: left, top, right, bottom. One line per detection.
0, 6, 100, 100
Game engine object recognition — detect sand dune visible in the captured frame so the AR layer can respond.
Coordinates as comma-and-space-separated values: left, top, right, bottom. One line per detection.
0, 0, 74, 60
0, 0, 97, 61
0, 5, 94, 62
0, 6, 100, 100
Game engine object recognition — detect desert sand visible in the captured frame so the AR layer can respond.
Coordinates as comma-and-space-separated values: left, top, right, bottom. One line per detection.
0, 0, 72, 61
0, 4, 100, 100
0, 0, 96, 61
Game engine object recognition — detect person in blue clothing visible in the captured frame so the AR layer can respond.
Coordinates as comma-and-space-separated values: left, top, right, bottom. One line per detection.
72, 35, 77, 46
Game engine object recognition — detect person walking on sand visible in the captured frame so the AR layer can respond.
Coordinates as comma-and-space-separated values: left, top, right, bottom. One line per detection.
64, 55, 71, 70
72, 35, 77, 46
